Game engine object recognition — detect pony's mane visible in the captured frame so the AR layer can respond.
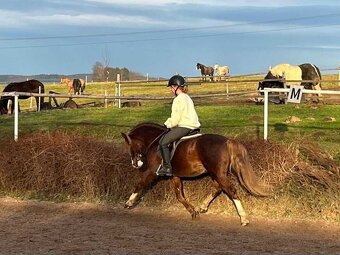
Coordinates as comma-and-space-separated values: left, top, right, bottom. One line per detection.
129, 122, 164, 135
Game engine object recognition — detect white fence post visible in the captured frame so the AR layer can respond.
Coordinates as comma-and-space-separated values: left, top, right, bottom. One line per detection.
38, 86, 41, 112
14, 94, 19, 141
116, 74, 121, 108
338, 64, 340, 86
263, 89, 269, 140
104, 89, 108, 108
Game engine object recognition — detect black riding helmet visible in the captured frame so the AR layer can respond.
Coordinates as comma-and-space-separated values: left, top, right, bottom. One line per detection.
167, 75, 186, 87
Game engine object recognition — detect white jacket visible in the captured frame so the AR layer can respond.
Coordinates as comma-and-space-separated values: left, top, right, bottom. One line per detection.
164, 93, 200, 129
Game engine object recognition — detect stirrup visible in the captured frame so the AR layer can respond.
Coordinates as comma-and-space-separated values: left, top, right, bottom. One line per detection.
156, 164, 172, 177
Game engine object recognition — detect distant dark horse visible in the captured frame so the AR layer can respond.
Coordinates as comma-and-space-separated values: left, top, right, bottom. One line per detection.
0, 79, 44, 115
72, 79, 84, 95
121, 122, 271, 226
61, 77, 85, 95
196, 63, 214, 82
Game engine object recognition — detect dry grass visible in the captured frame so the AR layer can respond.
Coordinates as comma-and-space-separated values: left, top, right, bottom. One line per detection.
0, 132, 134, 201
0, 132, 338, 221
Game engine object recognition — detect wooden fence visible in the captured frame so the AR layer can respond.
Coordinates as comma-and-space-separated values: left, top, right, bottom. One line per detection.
1, 67, 340, 141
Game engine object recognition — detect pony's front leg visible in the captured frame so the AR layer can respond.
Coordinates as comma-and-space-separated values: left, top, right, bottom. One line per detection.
171, 177, 199, 219
125, 170, 158, 209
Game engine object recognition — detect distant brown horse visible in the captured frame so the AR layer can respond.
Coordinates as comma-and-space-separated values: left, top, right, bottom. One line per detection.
0, 79, 44, 115
60, 77, 74, 94
61, 77, 86, 95
196, 63, 214, 82
121, 122, 271, 226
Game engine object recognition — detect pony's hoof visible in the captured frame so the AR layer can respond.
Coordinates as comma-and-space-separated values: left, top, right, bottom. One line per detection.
240, 216, 250, 226
199, 207, 208, 214
191, 210, 200, 220
124, 203, 133, 209
241, 220, 250, 226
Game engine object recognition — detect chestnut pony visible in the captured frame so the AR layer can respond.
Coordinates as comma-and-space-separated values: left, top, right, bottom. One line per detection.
121, 122, 271, 226
60, 77, 74, 94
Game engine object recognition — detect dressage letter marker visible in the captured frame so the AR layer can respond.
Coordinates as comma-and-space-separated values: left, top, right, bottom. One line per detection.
287, 86, 304, 103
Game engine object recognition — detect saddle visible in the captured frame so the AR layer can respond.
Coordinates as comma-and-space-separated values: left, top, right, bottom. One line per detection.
156, 129, 202, 173
169, 129, 202, 159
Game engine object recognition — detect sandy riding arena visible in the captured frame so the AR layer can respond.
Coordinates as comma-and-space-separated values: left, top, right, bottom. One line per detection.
0, 197, 339, 255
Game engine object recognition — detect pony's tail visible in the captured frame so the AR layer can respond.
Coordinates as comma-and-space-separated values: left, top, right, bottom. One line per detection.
227, 140, 272, 197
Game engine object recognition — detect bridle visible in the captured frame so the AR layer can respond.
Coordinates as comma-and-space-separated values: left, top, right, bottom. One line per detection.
131, 128, 169, 169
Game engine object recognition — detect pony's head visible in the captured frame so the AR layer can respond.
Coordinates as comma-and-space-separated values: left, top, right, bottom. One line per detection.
121, 132, 146, 169
121, 122, 166, 169
258, 71, 284, 92
269, 64, 290, 78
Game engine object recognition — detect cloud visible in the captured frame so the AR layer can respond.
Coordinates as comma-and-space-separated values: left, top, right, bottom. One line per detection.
82, 0, 340, 7
0, 9, 164, 28
278, 44, 340, 50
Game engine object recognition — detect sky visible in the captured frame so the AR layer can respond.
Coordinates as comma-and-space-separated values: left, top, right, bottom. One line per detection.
1, 0, 340, 78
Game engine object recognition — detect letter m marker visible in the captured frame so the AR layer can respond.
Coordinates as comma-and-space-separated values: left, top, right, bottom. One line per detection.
287, 86, 304, 103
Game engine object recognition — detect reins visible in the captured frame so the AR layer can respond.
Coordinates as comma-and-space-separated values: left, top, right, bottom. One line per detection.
142, 128, 169, 156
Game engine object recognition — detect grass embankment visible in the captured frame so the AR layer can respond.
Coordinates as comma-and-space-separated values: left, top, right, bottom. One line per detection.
0, 76, 339, 222
0, 131, 338, 222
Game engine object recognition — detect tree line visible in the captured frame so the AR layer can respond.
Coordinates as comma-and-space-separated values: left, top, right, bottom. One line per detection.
0, 62, 154, 84
92, 62, 146, 82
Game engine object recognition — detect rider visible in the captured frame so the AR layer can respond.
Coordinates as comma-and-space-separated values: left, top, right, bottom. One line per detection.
156, 75, 201, 177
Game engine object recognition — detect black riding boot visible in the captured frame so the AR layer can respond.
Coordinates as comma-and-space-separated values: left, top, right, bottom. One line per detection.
156, 146, 172, 177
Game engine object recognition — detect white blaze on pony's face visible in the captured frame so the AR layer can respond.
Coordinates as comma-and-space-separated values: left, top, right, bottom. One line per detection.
121, 132, 144, 169
129, 144, 145, 169
130, 152, 144, 169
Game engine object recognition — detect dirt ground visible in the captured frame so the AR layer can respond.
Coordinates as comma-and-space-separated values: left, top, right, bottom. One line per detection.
0, 197, 339, 255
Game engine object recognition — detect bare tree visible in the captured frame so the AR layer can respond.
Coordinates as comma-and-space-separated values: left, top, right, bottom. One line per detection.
92, 62, 105, 82
102, 46, 110, 69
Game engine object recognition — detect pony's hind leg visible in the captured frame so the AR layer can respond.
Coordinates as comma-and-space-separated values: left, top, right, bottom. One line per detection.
214, 174, 249, 226
171, 177, 199, 219
199, 179, 222, 213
